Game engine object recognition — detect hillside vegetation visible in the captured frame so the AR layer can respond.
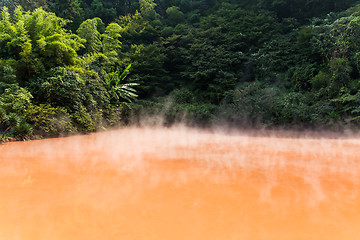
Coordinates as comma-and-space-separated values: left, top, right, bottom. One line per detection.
1, 0, 360, 140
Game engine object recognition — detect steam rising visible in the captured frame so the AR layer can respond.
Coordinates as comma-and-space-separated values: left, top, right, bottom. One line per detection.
0, 127, 360, 239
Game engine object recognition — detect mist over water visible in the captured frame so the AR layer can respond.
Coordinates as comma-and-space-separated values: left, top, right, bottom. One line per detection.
0, 127, 360, 239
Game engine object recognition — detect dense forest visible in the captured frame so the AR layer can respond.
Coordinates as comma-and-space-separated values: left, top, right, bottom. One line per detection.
1, 0, 360, 140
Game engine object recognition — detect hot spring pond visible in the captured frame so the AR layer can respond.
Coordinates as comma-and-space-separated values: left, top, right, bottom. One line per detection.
0, 127, 360, 239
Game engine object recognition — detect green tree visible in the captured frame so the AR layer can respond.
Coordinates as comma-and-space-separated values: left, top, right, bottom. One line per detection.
77, 17, 104, 54
139, 0, 156, 18
1, 0, 48, 13
166, 6, 185, 25
102, 22, 122, 64
0, 7, 85, 82
180, 3, 280, 103
48, 0, 84, 31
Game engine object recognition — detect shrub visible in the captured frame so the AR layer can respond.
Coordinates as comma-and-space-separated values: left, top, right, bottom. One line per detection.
13, 122, 33, 140
218, 82, 282, 125
0, 86, 33, 114
71, 105, 96, 132
29, 67, 86, 112
278, 92, 311, 124
168, 88, 195, 104
25, 104, 74, 137
103, 104, 126, 127
180, 103, 216, 125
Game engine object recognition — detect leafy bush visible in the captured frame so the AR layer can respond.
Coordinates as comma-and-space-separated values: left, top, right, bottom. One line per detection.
71, 105, 96, 132
0, 85, 33, 139
24, 104, 74, 137
278, 92, 311, 124
218, 82, 282, 125
13, 122, 33, 140
0, 86, 33, 114
29, 67, 86, 112
180, 103, 216, 125
168, 88, 195, 104
102, 104, 126, 127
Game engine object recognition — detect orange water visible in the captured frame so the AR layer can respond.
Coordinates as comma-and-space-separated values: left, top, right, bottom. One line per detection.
0, 127, 360, 240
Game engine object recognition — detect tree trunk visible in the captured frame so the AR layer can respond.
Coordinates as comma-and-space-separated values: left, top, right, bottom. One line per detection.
2, 126, 12, 139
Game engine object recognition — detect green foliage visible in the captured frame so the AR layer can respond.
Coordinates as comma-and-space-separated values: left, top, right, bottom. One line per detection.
81, 0, 119, 24
102, 23, 122, 61
166, 6, 185, 25
77, 18, 104, 54
130, 98, 216, 127
48, 0, 84, 31
102, 104, 125, 126
126, 43, 169, 97
175, 3, 281, 104
25, 104, 74, 137
332, 86, 360, 122
117, 10, 159, 44
29, 67, 86, 111
0, 85, 33, 139
278, 92, 311, 123
71, 104, 95, 132
0, 6, 85, 83
2, 0, 360, 139
0, 6, 138, 140
311, 71, 331, 92
1, 112, 20, 138
0, 59, 17, 84
0, 107, 6, 123
180, 103, 216, 125
255, 0, 356, 20
218, 82, 281, 125
0, 85, 33, 113
102, 64, 139, 103
12, 122, 33, 140
1, 0, 48, 13
168, 88, 195, 104
139, 0, 157, 19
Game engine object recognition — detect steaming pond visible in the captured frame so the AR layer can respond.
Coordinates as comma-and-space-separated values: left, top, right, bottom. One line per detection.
0, 127, 360, 239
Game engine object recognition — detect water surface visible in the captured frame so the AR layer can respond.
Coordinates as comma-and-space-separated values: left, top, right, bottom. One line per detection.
0, 127, 359, 239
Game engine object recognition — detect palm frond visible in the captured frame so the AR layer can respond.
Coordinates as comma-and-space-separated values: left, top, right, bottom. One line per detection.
116, 64, 132, 86
102, 64, 138, 103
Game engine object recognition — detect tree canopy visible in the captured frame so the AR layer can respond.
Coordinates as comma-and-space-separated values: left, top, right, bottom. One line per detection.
2, 0, 360, 140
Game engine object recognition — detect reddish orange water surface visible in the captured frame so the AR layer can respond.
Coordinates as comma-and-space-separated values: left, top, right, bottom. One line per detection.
0, 127, 360, 240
